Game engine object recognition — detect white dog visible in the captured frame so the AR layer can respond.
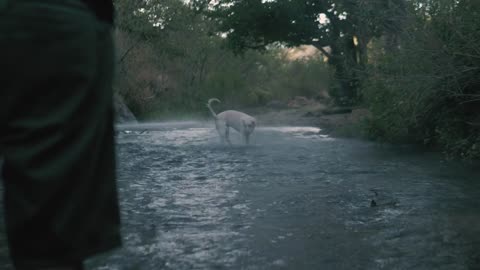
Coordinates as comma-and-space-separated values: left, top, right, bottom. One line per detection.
207, 98, 256, 145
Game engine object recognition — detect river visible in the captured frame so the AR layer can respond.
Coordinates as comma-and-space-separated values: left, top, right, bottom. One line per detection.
1, 121, 480, 269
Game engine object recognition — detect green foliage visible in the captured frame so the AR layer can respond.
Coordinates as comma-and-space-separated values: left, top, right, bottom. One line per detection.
362, 0, 480, 159
206, 0, 408, 103
144, 49, 330, 115
114, 0, 480, 159
113, 0, 330, 117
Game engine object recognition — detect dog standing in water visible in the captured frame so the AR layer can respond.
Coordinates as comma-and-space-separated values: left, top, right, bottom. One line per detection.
207, 98, 256, 145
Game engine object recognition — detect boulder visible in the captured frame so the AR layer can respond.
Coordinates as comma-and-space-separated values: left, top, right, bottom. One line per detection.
114, 95, 137, 123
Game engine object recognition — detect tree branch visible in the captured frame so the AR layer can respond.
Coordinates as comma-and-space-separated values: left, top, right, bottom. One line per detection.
313, 44, 333, 59
309, 38, 333, 58
118, 39, 142, 64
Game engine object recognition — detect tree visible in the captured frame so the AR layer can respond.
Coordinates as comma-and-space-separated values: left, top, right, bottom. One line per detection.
203, 0, 407, 104
362, 0, 480, 158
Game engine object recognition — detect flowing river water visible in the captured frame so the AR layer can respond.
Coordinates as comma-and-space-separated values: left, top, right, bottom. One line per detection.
1, 121, 480, 269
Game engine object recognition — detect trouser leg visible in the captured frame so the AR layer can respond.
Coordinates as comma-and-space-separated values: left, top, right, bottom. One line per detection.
0, 0, 121, 268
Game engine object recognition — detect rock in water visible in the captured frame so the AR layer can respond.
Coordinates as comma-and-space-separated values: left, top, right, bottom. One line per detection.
114, 95, 137, 124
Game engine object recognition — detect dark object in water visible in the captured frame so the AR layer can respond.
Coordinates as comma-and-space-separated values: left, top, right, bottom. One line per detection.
370, 199, 377, 207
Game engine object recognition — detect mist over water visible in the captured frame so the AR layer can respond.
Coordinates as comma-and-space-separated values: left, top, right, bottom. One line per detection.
1, 121, 479, 269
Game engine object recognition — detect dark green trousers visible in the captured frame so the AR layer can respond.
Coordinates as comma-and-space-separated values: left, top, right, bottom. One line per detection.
0, 0, 121, 267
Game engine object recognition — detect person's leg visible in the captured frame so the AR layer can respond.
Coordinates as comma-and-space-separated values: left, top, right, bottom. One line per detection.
0, 0, 121, 268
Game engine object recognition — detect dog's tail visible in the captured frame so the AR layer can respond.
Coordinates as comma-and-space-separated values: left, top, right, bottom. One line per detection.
207, 98, 221, 118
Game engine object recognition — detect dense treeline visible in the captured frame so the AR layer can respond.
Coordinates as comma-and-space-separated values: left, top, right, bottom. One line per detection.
362, 1, 480, 159
114, 0, 480, 159
113, 0, 329, 120
203, 0, 480, 159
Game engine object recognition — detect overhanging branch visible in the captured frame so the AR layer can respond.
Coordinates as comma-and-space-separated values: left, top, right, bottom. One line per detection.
118, 39, 142, 65
314, 44, 333, 59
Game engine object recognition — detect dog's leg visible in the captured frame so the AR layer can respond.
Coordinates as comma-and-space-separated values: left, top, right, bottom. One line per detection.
225, 126, 232, 145
245, 133, 250, 145
242, 120, 251, 145
215, 120, 225, 144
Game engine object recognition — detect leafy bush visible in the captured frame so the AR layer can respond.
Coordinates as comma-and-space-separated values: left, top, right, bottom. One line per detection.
114, 0, 331, 118
362, 0, 480, 159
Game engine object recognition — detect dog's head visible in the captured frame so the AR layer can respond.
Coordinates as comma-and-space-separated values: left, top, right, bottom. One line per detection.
242, 118, 256, 135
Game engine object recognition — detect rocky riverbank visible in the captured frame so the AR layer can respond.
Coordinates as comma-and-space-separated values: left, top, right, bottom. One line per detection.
121, 95, 371, 138
246, 102, 371, 138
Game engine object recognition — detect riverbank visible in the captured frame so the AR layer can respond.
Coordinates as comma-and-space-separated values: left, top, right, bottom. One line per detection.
246, 105, 371, 138
132, 103, 371, 138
